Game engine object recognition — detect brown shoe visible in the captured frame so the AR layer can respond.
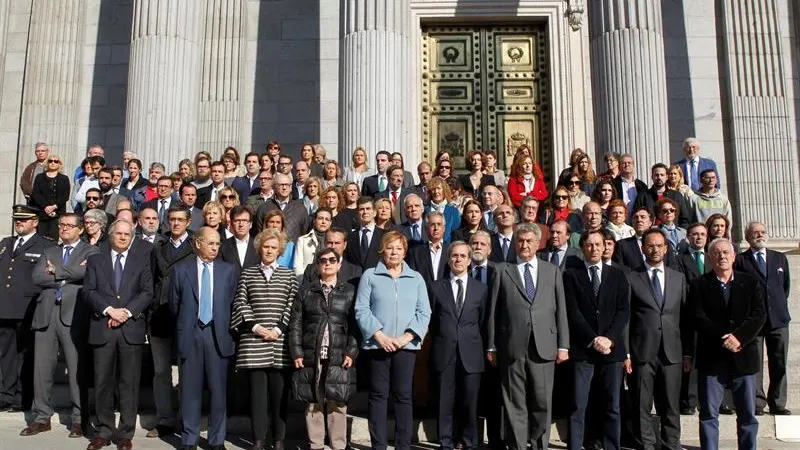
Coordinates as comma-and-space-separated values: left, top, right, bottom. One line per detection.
69, 423, 84, 438
116, 438, 133, 450
19, 421, 51, 436
86, 438, 111, 450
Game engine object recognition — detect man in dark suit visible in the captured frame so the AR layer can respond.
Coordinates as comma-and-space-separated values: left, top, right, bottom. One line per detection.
487, 223, 570, 450
301, 228, 362, 287
563, 230, 630, 450
735, 221, 792, 415
230, 152, 261, 202
170, 227, 237, 450
399, 193, 428, 245
345, 197, 385, 271
179, 184, 205, 232
429, 241, 489, 450
0, 205, 52, 411
414, 161, 433, 203
135, 207, 165, 245
291, 160, 311, 200
22, 213, 97, 437
377, 166, 411, 224
146, 206, 195, 438
407, 212, 450, 296
361, 150, 392, 197
633, 164, 692, 228
141, 176, 181, 233
489, 204, 517, 263
627, 229, 691, 450
613, 207, 677, 271
253, 172, 309, 241
219, 205, 260, 274
83, 220, 154, 450
612, 154, 648, 212
676, 223, 710, 414
537, 220, 582, 268
689, 238, 766, 450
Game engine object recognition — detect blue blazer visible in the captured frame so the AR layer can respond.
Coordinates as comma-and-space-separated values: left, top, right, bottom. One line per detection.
674, 157, 719, 190
169, 258, 237, 358
231, 176, 259, 203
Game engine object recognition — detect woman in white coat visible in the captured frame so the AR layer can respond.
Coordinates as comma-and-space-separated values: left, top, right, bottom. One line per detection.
294, 208, 333, 276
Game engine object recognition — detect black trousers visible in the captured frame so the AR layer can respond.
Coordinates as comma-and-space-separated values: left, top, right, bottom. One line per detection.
366, 349, 416, 450
0, 318, 33, 408
755, 326, 789, 411
248, 368, 291, 443
479, 363, 504, 450
93, 329, 143, 440
630, 357, 682, 450
568, 361, 622, 450
436, 355, 481, 450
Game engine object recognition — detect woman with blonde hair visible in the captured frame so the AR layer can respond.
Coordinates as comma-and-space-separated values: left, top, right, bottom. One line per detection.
178, 158, 195, 183
425, 177, 461, 242
203, 200, 228, 240
263, 209, 295, 268
373, 198, 396, 231
303, 176, 322, 215
343, 147, 370, 190
572, 153, 597, 195
29, 152, 70, 240
667, 164, 694, 200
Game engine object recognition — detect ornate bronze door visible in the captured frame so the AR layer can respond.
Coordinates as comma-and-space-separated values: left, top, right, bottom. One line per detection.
421, 25, 550, 174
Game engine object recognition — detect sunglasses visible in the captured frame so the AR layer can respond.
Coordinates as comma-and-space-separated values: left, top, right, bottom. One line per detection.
439, 166, 451, 170
220, 194, 236, 200
48, 159, 61, 163
660, 208, 676, 213
317, 256, 338, 265
86, 196, 100, 201
568, 181, 580, 186
555, 195, 569, 200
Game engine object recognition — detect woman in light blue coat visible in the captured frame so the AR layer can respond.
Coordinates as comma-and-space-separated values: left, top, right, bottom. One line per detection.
354, 231, 431, 450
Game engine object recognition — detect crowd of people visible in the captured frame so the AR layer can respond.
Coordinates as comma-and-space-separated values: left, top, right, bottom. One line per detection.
0, 137, 791, 450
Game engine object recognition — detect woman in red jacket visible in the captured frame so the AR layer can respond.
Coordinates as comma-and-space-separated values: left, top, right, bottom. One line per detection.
507, 154, 548, 207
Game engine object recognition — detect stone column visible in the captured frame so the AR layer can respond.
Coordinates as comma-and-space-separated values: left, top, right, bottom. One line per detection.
125, 0, 205, 168
719, 0, 800, 241
339, 0, 414, 167
18, 0, 86, 162
198, 0, 244, 154
588, 0, 670, 177
0, 1, 9, 106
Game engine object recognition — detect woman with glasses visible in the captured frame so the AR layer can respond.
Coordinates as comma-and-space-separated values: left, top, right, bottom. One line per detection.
656, 198, 687, 253
217, 187, 240, 222
295, 208, 333, 276
263, 209, 295, 269
231, 228, 298, 450
597, 152, 621, 182
434, 160, 457, 184
540, 187, 573, 226
289, 247, 359, 450
29, 153, 70, 240
483, 150, 507, 188
81, 208, 108, 246
343, 147, 370, 190
458, 150, 495, 199
558, 148, 586, 187
566, 175, 591, 212
222, 146, 245, 179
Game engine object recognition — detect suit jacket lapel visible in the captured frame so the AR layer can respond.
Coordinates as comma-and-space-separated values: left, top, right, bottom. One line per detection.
245, 238, 258, 267
506, 263, 529, 302
188, 259, 200, 301
638, 271, 661, 309
576, 268, 596, 306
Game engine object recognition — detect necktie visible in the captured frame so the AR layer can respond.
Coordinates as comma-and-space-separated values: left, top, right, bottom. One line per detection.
664, 226, 677, 246
690, 159, 699, 190
651, 268, 664, 309
524, 263, 536, 301
486, 211, 495, 230
473, 266, 484, 283
756, 252, 767, 277
502, 238, 510, 260
590, 265, 600, 297
391, 191, 398, 203
211, 187, 217, 201
199, 262, 212, 325
159, 199, 167, 223
13, 237, 23, 256
455, 279, 464, 315
550, 249, 560, 267
378, 176, 386, 192
412, 224, 421, 241
421, 186, 427, 200
360, 228, 369, 263
695, 251, 705, 273
56, 246, 73, 303
114, 253, 124, 292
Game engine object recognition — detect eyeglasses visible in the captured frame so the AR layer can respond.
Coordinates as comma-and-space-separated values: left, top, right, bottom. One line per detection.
317, 256, 338, 265
232, 219, 251, 224
220, 194, 236, 200
568, 181, 580, 186
48, 159, 61, 163
660, 208, 676, 213
439, 166, 451, 170
157, 185, 172, 189
259, 177, 272, 181
58, 223, 79, 229
84, 220, 99, 226
86, 196, 100, 201
554, 195, 569, 200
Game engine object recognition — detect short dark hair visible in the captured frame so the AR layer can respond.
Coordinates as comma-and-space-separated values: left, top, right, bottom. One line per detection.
87, 155, 105, 166
157, 175, 172, 184
641, 228, 667, 245
179, 183, 197, 196
376, 150, 391, 160
699, 168, 717, 178
60, 213, 83, 228
632, 206, 653, 220
315, 247, 340, 263
651, 163, 669, 173
97, 167, 114, 177
210, 161, 226, 170
315, 207, 333, 218
230, 205, 254, 221
600, 229, 615, 242
578, 229, 606, 247
357, 196, 374, 207
167, 205, 191, 220
327, 227, 347, 239
687, 222, 707, 233
127, 158, 142, 169
244, 151, 260, 161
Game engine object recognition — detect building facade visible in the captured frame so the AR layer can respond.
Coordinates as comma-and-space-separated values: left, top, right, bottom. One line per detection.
0, 0, 799, 245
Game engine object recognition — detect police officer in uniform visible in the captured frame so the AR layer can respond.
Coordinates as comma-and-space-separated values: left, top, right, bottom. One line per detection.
0, 205, 53, 411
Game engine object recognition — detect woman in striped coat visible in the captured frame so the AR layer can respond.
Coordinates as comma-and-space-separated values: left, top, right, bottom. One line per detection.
231, 228, 298, 450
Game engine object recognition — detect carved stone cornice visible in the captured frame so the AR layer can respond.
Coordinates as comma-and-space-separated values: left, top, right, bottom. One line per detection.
567, 0, 584, 31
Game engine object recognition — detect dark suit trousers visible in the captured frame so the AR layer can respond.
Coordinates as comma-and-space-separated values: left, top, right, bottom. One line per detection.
698, 369, 758, 450
93, 328, 143, 440
568, 361, 622, 450
248, 367, 291, 443
755, 327, 789, 411
367, 349, 416, 450
630, 355, 682, 450
479, 363, 504, 450
150, 334, 176, 425
0, 318, 33, 407
179, 324, 229, 446
500, 344, 555, 450
436, 354, 481, 450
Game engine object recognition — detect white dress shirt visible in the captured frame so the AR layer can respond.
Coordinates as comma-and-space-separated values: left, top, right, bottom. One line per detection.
104, 249, 131, 317
585, 260, 603, 282
515, 257, 538, 288
450, 272, 469, 305
429, 241, 444, 280
235, 237, 249, 267
360, 223, 376, 248
645, 262, 666, 298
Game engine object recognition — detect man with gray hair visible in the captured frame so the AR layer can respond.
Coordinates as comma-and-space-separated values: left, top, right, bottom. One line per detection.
488, 222, 569, 450
253, 172, 309, 240
20, 142, 49, 200
407, 211, 449, 285
400, 193, 427, 244
673, 137, 720, 191
735, 221, 792, 415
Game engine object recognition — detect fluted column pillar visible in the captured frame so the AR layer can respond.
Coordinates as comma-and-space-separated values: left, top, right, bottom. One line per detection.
588, 0, 669, 177
125, 0, 205, 168
198, 0, 244, 154
18, 0, 86, 161
720, 0, 799, 241
340, 0, 413, 166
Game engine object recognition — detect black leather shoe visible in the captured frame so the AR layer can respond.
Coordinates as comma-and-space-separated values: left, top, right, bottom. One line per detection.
182, 446, 197, 450
680, 407, 696, 415
209, 446, 227, 450
250, 441, 265, 450
273, 441, 285, 450
771, 407, 792, 415
719, 405, 735, 415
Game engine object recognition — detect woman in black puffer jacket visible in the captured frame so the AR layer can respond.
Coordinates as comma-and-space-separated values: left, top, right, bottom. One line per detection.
289, 247, 359, 450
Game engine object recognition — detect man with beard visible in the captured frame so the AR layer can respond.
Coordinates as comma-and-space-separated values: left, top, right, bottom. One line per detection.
131, 163, 166, 212
95, 168, 123, 216
135, 208, 164, 246
84, 188, 116, 228
73, 156, 106, 212
192, 159, 213, 208
634, 164, 692, 228
735, 222, 792, 416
